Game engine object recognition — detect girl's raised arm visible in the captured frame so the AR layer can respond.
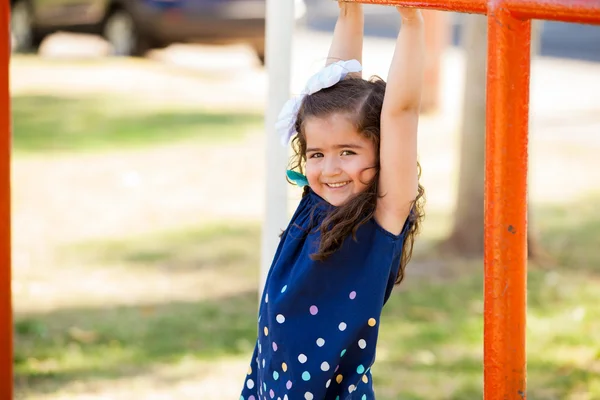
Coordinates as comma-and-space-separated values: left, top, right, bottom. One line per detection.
375, 8, 425, 235
326, 1, 364, 75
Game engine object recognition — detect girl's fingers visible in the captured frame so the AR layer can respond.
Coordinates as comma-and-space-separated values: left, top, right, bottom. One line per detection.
396, 7, 423, 22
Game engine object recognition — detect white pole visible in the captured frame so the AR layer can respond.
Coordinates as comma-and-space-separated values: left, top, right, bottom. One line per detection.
261, 0, 294, 296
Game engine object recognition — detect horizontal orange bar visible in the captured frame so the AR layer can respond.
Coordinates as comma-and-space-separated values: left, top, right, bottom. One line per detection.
350, 0, 600, 24
345, 0, 487, 14
506, 0, 600, 24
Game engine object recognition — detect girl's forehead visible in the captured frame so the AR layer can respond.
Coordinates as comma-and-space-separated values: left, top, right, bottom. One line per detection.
304, 114, 362, 144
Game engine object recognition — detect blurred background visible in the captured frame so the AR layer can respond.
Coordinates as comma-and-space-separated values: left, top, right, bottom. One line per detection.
9, 0, 600, 399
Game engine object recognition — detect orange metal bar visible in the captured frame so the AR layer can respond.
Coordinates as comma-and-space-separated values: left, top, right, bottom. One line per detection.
1, 0, 12, 399
485, 3, 530, 399
506, 0, 600, 24
352, 0, 600, 23
348, 0, 487, 14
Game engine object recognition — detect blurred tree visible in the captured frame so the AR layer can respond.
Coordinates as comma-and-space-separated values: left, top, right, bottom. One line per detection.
442, 15, 543, 259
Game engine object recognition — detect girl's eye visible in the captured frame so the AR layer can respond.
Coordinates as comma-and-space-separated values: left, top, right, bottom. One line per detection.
308, 153, 323, 159
341, 150, 356, 156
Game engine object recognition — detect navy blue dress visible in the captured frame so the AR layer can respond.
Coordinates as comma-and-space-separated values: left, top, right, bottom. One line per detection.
240, 189, 409, 400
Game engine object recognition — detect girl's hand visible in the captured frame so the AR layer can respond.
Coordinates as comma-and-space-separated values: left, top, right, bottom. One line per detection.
338, 0, 362, 15
396, 7, 423, 23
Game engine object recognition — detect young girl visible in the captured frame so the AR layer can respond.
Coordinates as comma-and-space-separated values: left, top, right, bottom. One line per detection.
240, 2, 425, 399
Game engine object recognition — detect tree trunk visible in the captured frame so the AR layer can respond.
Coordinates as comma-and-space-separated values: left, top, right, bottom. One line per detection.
442, 14, 487, 256
442, 16, 544, 259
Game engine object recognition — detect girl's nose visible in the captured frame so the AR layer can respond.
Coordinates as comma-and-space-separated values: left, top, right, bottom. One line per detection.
322, 157, 341, 176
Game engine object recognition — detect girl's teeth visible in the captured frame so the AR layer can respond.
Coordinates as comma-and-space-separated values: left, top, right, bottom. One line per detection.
327, 182, 349, 188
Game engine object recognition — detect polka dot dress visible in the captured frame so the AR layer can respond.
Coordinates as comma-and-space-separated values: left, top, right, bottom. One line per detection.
240, 189, 410, 400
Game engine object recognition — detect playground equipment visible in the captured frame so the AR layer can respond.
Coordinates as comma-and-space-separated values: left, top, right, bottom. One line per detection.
2, 1, 600, 399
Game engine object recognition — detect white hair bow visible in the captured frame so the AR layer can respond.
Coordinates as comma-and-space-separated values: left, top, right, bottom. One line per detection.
276, 59, 363, 146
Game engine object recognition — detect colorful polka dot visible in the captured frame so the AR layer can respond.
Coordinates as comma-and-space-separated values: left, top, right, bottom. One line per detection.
263, 382, 267, 391
368, 318, 377, 327
282, 362, 287, 372
262, 359, 266, 368
286, 380, 292, 390
357, 364, 365, 374
273, 371, 279, 380
298, 353, 307, 363
264, 326, 269, 336
276, 314, 285, 323
326, 379, 331, 388
338, 322, 347, 331
336, 374, 343, 384
281, 285, 287, 293
309, 305, 318, 315
272, 342, 278, 351
362, 375, 369, 383
270, 389, 274, 398
302, 371, 311, 381
316, 338, 325, 347
349, 291, 357, 299
320, 361, 330, 371
349, 384, 356, 393
265, 294, 268, 303
340, 349, 346, 357
358, 339, 367, 349
304, 393, 314, 400
248, 366, 252, 374
284, 396, 289, 400
246, 379, 255, 389
249, 396, 256, 400
362, 395, 367, 400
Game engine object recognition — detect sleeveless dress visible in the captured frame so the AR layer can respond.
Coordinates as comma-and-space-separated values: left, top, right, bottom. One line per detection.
240, 188, 410, 400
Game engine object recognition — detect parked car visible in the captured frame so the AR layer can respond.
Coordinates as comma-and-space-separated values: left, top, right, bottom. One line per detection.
10, 0, 307, 62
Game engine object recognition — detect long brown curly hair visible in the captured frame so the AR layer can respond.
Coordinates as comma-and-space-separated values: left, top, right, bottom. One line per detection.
287, 76, 426, 285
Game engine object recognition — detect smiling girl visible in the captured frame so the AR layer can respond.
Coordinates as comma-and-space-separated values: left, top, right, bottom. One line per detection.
240, 2, 425, 399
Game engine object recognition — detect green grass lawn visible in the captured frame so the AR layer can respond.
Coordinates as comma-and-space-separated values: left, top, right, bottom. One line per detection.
13, 196, 600, 399
11, 94, 263, 154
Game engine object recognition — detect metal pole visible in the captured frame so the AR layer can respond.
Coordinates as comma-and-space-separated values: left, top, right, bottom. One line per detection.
1, 1, 13, 398
261, 0, 294, 295
484, 3, 530, 399
347, 0, 487, 14
505, 0, 600, 24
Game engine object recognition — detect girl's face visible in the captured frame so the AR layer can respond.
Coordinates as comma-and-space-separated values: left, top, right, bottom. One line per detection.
304, 113, 377, 206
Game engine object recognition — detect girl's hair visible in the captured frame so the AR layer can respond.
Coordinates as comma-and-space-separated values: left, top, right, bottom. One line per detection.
288, 76, 425, 285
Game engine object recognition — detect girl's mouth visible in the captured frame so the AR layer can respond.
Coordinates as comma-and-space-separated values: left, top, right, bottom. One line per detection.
326, 181, 350, 189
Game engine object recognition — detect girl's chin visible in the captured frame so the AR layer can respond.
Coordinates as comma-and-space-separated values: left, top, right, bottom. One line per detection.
323, 191, 352, 207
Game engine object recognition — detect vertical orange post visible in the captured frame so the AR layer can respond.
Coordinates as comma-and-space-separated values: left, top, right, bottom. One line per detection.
1, 2, 12, 399
484, 2, 530, 399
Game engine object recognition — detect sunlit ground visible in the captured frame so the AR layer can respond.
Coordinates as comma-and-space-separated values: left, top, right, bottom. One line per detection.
10, 32, 600, 399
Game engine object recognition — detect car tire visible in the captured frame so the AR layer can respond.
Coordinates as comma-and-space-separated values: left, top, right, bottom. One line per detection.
11, 0, 44, 53
103, 8, 150, 57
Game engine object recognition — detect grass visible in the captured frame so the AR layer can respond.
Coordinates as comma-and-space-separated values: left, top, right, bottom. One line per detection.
11, 94, 263, 154
13, 196, 600, 399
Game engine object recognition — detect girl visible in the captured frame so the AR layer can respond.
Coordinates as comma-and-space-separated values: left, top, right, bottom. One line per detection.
240, 2, 425, 399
